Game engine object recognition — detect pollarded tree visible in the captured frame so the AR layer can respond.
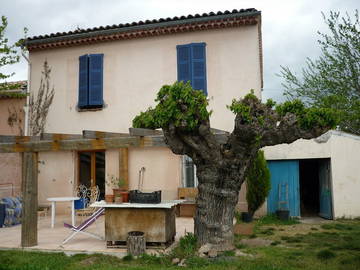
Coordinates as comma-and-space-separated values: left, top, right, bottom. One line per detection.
133, 82, 337, 251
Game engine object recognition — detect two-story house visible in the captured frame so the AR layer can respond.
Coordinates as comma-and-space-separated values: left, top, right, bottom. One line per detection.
24, 8, 263, 213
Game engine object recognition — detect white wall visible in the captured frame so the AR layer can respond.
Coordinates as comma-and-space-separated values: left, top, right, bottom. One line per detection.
263, 138, 331, 160
38, 151, 76, 214
128, 147, 181, 200
330, 134, 360, 218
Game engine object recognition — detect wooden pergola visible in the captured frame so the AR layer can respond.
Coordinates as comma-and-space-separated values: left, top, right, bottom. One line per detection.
0, 128, 228, 247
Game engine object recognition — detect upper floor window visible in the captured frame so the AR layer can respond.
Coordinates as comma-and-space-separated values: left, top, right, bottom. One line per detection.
176, 42, 207, 95
78, 54, 104, 109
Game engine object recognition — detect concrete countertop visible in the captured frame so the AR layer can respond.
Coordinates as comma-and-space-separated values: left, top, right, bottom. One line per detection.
91, 200, 185, 209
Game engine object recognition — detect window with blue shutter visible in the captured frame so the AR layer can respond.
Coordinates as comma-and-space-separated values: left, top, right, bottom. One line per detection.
78, 54, 104, 109
78, 55, 89, 108
177, 43, 207, 95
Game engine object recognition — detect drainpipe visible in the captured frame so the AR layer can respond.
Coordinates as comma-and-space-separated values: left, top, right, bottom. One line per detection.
22, 51, 31, 136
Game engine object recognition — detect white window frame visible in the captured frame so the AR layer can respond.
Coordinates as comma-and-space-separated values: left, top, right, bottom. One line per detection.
181, 155, 198, 188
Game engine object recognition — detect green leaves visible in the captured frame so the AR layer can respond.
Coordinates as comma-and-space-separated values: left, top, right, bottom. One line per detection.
132, 81, 211, 131
275, 99, 338, 130
0, 16, 20, 84
227, 90, 261, 124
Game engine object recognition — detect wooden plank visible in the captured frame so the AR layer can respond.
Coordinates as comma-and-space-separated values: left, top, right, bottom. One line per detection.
91, 152, 96, 187
0, 136, 141, 153
129, 128, 163, 136
40, 133, 83, 141
139, 136, 167, 147
0, 135, 39, 143
178, 187, 198, 200
83, 130, 130, 139
21, 152, 38, 247
119, 148, 129, 189
0, 133, 228, 153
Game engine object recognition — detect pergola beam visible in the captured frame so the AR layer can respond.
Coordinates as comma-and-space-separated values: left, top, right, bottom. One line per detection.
40, 133, 83, 141
0, 128, 229, 153
129, 128, 163, 136
0, 135, 168, 153
0, 135, 39, 143
83, 130, 130, 139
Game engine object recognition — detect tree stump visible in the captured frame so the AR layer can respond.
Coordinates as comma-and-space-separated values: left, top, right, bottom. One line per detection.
127, 231, 146, 256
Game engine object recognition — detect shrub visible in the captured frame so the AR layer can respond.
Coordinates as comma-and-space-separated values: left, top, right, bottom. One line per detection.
246, 150, 271, 218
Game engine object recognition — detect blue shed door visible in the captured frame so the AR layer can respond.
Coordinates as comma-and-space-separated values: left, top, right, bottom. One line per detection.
319, 160, 333, 219
267, 160, 300, 217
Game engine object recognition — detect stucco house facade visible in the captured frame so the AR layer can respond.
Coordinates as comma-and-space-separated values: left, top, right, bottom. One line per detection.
24, 9, 263, 213
0, 82, 26, 197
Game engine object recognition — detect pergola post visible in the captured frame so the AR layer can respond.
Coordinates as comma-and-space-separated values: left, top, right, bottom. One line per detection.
21, 152, 38, 247
119, 148, 129, 189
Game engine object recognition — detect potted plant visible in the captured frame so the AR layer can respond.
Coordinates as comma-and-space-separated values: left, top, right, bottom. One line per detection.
243, 150, 271, 222
105, 194, 114, 203
106, 175, 129, 202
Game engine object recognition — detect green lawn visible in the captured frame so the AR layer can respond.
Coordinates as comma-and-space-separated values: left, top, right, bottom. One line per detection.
1, 217, 359, 270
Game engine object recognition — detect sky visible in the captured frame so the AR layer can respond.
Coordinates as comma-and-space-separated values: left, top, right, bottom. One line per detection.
1, 0, 358, 101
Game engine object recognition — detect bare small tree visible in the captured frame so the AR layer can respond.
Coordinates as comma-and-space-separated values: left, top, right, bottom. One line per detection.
28, 60, 55, 136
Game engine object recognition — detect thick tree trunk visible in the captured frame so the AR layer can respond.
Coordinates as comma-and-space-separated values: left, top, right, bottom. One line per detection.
194, 166, 243, 251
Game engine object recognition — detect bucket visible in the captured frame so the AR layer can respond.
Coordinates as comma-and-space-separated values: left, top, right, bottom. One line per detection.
276, 210, 290, 221
241, 212, 253, 223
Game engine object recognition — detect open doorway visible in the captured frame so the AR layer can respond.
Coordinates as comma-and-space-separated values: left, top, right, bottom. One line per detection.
78, 151, 105, 199
299, 158, 332, 219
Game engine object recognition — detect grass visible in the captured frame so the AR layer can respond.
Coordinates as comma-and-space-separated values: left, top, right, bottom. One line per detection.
1, 219, 360, 270
256, 214, 300, 226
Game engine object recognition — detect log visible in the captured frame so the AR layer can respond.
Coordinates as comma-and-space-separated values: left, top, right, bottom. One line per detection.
127, 231, 146, 256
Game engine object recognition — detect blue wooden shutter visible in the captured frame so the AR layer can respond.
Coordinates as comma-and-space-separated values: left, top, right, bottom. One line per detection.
78, 55, 89, 108
88, 54, 104, 106
177, 45, 191, 84
191, 43, 207, 95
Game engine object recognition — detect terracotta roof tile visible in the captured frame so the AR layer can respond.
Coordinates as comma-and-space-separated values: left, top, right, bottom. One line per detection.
27, 8, 259, 42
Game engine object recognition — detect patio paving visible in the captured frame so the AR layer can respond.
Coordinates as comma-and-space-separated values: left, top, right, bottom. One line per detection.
0, 214, 194, 257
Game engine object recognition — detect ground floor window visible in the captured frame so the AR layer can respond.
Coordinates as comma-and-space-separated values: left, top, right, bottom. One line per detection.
182, 156, 198, 188
78, 151, 105, 199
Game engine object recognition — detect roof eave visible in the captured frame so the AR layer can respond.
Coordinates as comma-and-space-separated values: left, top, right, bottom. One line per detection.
25, 10, 261, 47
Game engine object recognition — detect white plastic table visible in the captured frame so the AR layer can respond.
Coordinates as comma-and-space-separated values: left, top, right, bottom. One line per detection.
47, 196, 79, 228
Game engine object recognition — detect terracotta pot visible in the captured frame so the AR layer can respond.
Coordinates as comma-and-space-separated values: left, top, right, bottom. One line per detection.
113, 189, 129, 202
114, 195, 123, 203
113, 188, 122, 198
120, 191, 129, 202
105, 194, 114, 203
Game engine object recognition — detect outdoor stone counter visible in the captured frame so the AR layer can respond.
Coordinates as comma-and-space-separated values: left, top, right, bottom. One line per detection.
90, 200, 184, 209
91, 200, 184, 248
